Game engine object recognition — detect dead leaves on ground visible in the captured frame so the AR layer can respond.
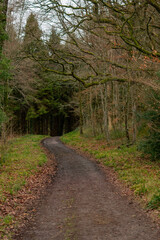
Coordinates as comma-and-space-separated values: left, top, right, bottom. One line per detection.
0, 146, 57, 239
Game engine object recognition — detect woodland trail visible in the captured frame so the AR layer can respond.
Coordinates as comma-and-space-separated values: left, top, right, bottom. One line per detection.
18, 137, 160, 240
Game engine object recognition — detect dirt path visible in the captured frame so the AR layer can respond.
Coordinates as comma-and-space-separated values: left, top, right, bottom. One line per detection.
18, 137, 160, 240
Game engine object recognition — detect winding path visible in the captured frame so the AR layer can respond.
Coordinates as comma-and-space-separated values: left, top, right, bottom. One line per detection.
20, 137, 160, 240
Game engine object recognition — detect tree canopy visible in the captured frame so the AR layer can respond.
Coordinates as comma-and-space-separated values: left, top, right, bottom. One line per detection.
0, 0, 160, 160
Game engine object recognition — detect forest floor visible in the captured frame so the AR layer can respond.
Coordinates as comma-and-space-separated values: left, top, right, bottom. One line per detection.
15, 137, 160, 240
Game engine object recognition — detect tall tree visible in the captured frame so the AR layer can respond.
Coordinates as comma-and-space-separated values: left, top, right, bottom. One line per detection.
0, 0, 8, 53
0, 0, 10, 151
23, 13, 42, 55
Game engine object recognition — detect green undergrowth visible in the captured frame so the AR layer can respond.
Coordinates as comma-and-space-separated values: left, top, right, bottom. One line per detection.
0, 135, 48, 239
61, 130, 160, 215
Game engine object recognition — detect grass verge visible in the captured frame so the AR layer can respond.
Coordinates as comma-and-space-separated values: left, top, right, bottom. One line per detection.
0, 135, 55, 239
61, 130, 160, 218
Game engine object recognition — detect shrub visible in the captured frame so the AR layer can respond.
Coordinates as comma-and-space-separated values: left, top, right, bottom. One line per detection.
138, 89, 160, 161
147, 191, 160, 210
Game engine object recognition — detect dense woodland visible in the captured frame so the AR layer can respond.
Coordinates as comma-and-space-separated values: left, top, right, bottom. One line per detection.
0, 0, 160, 161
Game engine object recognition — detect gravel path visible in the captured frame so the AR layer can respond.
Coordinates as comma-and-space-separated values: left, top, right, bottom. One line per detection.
19, 137, 160, 240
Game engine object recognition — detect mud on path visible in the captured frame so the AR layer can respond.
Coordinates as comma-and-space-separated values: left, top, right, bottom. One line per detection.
18, 137, 160, 240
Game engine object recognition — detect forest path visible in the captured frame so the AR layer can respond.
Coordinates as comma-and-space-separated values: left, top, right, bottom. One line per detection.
19, 137, 160, 240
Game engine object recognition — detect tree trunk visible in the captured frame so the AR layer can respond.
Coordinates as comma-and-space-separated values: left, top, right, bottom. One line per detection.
0, 0, 9, 163
79, 84, 83, 135
100, 83, 109, 142
131, 86, 137, 143
89, 87, 96, 136
124, 84, 130, 144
